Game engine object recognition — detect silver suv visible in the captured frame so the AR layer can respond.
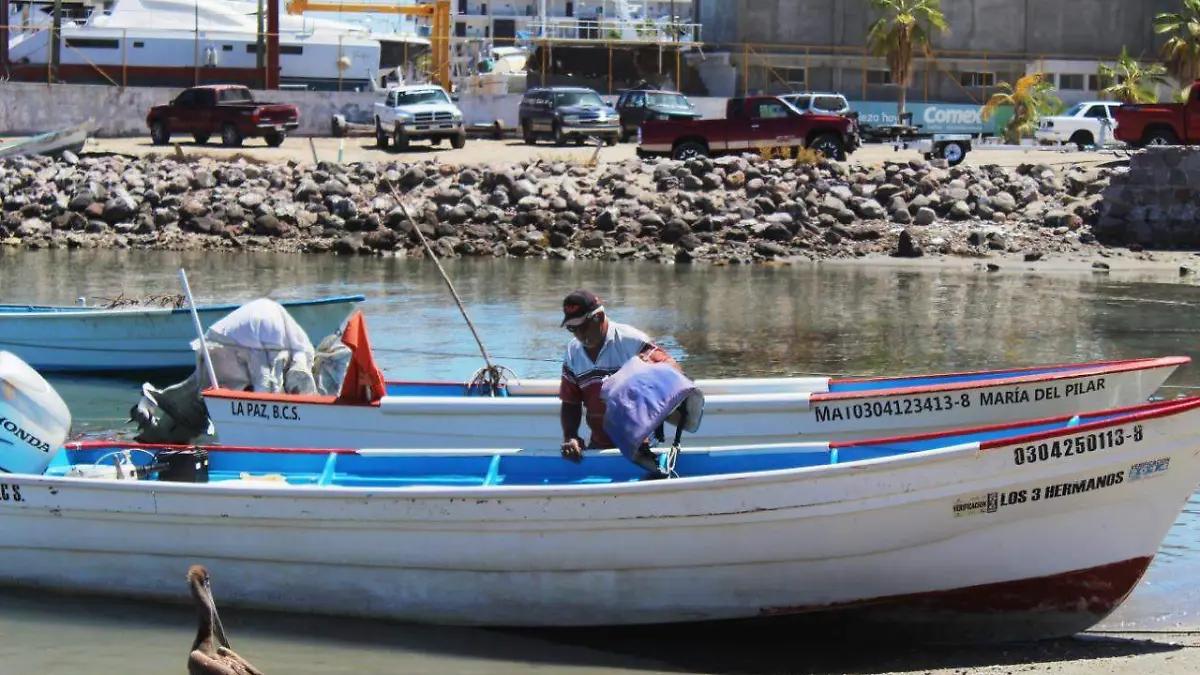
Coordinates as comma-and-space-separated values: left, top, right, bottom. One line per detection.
779, 92, 851, 117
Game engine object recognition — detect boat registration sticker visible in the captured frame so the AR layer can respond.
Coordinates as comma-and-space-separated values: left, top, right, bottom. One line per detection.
1011, 424, 1143, 467
953, 468, 1127, 517
1129, 457, 1171, 482
0, 483, 26, 503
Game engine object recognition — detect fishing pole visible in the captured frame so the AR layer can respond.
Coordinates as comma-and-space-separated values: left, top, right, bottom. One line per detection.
388, 184, 508, 395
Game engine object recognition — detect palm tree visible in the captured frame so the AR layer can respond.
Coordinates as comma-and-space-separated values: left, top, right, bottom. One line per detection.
1155, 0, 1200, 87
981, 72, 1062, 144
866, 0, 948, 120
1099, 46, 1168, 104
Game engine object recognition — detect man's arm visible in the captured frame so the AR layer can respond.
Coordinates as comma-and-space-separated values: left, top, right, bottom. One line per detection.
639, 342, 682, 372
559, 362, 586, 459
560, 400, 583, 441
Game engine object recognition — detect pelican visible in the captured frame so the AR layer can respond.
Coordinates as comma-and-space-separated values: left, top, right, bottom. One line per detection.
187, 565, 266, 675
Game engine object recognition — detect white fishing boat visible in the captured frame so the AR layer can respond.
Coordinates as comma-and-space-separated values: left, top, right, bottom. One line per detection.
0, 120, 92, 159
4, 0, 426, 90
0, 294, 364, 373
1, 348, 1199, 641
199, 313, 1189, 449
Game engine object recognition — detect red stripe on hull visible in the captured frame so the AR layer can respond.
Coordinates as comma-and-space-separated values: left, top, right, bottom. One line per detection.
753, 556, 1154, 643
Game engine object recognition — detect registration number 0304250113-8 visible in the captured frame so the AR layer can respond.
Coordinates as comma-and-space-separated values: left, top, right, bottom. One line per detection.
1012, 424, 1144, 466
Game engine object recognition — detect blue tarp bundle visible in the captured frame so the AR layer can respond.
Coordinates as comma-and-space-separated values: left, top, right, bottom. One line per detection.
600, 356, 705, 463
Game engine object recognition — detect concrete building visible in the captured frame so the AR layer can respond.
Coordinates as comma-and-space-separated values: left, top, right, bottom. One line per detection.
443, 0, 695, 42
694, 0, 1182, 104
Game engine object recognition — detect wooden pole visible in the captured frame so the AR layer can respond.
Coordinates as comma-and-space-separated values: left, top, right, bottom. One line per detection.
256, 0, 265, 85
267, 0, 280, 89
741, 43, 747, 96
0, 0, 9, 71
50, 0, 61, 82
607, 43, 612, 94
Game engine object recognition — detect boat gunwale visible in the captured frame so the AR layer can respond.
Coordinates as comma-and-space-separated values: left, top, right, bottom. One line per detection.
198, 355, 1189, 406
44, 396, 1200, 500
0, 294, 367, 319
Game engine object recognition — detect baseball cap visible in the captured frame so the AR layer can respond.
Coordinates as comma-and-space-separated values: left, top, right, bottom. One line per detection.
561, 289, 604, 327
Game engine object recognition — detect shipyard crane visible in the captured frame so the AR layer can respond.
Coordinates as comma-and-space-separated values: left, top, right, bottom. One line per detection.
285, 0, 452, 90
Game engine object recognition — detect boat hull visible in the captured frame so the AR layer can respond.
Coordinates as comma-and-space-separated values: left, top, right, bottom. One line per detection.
1, 398, 1197, 639
204, 357, 1186, 448
0, 295, 364, 373
0, 120, 92, 159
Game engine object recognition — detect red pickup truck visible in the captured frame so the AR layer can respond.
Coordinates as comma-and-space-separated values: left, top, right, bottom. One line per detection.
146, 85, 300, 148
1113, 82, 1200, 147
636, 96, 860, 161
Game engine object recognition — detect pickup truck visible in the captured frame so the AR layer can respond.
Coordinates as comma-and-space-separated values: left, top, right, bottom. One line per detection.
1113, 83, 1200, 147
374, 84, 466, 151
636, 96, 860, 161
1035, 100, 1121, 149
146, 85, 300, 148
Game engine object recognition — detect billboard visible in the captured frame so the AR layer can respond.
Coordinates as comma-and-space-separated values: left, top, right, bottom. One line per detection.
849, 100, 1015, 135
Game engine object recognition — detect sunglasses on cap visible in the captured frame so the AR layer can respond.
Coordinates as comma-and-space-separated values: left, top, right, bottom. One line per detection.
563, 305, 604, 332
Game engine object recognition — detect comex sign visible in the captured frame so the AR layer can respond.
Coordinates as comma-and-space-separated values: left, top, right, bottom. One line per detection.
851, 101, 1006, 135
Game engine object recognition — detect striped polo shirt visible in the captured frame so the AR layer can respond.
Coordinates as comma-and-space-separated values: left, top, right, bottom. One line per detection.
559, 320, 676, 449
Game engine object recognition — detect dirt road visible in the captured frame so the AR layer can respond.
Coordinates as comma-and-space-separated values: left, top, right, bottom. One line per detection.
73, 134, 1123, 171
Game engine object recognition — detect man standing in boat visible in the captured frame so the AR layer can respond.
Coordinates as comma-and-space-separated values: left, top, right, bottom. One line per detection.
559, 289, 680, 462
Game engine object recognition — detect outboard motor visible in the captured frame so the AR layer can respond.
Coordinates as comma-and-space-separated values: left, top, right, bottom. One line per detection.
0, 351, 72, 474
601, 356, 704, 479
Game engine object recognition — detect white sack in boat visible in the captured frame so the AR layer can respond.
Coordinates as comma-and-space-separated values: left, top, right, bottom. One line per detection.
131, 298, 332, 444
194, 297, 318, 395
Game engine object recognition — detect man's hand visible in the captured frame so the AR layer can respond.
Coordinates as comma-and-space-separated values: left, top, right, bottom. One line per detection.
561, 437, 583, 463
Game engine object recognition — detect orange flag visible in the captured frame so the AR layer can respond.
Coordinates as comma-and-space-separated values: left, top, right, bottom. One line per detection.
337, 310, 387, 404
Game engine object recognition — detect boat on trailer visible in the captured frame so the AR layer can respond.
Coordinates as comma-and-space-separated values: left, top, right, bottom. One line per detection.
2, 348, 1199, 641
201, 313, 1189, 448
0, 294, 365, 373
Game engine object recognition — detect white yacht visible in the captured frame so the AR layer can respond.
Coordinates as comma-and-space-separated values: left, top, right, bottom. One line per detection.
4, 0, 429, 91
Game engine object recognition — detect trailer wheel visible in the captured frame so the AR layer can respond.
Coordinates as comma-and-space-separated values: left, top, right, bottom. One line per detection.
940, 141, 967, 166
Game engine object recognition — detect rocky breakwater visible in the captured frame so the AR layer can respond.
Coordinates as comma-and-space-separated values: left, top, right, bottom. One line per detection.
0, 151, 1116, 264
1096, 147, 1200, 249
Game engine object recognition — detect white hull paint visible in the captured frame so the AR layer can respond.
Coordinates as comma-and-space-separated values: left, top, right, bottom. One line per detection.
0, 296, 362, 372
204, 358, 1184, 449
0, 120, 92, 159
2, 399, 1199, 637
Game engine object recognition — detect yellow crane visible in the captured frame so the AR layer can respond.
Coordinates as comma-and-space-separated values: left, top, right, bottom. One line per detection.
285, 0, 452, 91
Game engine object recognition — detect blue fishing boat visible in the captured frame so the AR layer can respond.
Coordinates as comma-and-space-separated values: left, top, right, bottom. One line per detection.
0, 294, 365, 373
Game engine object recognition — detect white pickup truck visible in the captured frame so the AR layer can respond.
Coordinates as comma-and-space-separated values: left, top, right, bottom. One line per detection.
374, 84, 466, 151
1035, 100, 1121, 150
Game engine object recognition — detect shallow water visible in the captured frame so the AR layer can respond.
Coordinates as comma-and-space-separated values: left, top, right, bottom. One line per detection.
3, 248, 1200, 672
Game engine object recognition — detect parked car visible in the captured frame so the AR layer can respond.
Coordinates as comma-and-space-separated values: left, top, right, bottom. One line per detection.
1035, 100, 1121, 149
636, 95, 861, 161
373, 84, 466, 151
614, 89, 702, 142
778, 91, 851, 117
518, 86, 620, 146
1113, 84, 1200, 148
146, 85, 299, 148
